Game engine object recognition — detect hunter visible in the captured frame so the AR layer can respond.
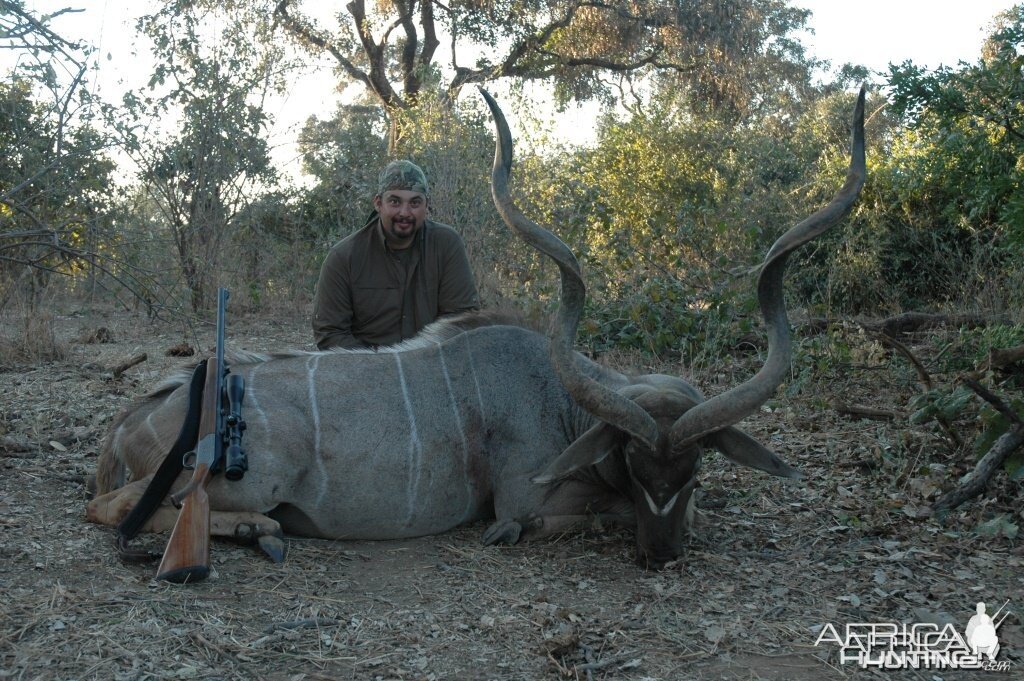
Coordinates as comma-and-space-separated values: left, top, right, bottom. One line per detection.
312, 160, 480, 349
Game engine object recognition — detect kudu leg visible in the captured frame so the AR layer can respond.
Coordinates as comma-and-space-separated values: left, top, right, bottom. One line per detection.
483, 512, 633, 545
485, 477, 633, 545
87, 479, 286, 563
86, 476, 155, 526
142, 507, 288, 563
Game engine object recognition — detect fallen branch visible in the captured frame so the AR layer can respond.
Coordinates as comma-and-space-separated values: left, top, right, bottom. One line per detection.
986, 345, 1024, 371
932, 423, 1024, 515
863, 312, 1008, 337
961, 376, 1024, 423
110, 352, 146, 379
875, 333, 932, 389
1, 435, 36, 456
932, 379, 1024, 515
833, 403, 900, 421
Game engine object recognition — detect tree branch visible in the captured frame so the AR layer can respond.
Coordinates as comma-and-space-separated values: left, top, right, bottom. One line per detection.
273, 0, 375, 96
419, 0, 439, 69
345, 0, 405, 110
394, 0, 420, 99
444, 3, 689, 102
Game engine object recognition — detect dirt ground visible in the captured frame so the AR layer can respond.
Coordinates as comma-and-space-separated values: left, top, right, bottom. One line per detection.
1, 305, 1021, 681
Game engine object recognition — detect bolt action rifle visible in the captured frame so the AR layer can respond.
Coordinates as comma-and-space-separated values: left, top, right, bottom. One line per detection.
156, 288, 247, 583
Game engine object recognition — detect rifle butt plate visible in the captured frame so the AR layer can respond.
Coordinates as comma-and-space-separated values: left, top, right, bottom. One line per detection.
156, 565, 210, 584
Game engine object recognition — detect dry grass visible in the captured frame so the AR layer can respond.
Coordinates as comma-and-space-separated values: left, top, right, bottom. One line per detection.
0, 311, 70, 365
0, 306, 1021, 680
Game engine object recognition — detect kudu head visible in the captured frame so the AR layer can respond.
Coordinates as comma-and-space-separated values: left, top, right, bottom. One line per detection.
481, 88, 866, 569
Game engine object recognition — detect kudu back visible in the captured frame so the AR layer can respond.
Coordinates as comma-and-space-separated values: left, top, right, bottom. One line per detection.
88, 90, 865, 569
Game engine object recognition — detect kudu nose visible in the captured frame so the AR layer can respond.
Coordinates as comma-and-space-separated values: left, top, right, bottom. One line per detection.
636, 547, 678, 571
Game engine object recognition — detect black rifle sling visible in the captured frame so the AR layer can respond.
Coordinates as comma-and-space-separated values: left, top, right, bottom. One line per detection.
115, 361, 207, 562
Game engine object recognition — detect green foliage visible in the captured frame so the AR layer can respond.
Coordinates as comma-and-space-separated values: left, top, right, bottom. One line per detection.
937, 323, 1024, 479
114, 0, 290, 311
0, 80, 115, 225
509, 85, 875, 360
521, 109, 722, 357
228, 188, 322, 311
786, 329, 846, 398
0, 2, 124, 309
776, 90, 897, 311
937, 324, 1024, 374
577, 277, 755, 359
875, 5, 1024, 311
786, 324, 892, 399
905, 323, 1024, 477
296, 104, 388, 241
909, 386, 975, 427
0, 78, 117, 309
650, 0, 817, 121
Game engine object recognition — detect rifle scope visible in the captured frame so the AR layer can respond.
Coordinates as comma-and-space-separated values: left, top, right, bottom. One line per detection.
224, 373, 248, 481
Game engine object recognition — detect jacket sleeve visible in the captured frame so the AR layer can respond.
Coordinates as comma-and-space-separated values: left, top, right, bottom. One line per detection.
436, 231, 480, 316
312, 245, 364, 349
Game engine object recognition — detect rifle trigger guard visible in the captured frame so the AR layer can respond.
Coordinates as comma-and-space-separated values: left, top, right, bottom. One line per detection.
182, 449, 196, 471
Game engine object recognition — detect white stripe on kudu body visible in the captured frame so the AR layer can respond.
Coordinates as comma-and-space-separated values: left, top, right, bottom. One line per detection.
306, 354, 328, 506
463, 334, 487, 427
394, 353, 423, 527
243, 361, 270, 434
435, 342, 475, 520
143, 412, 160, 445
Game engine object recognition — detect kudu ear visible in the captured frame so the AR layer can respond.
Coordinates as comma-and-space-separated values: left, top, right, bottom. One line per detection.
532, 422, 623, 484
707, 426, 803, 480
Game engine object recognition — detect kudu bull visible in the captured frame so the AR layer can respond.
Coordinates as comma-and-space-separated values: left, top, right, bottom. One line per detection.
88, 89, 865, 569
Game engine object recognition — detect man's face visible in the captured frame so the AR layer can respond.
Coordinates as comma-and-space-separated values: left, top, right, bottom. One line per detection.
373, 189, 428, 249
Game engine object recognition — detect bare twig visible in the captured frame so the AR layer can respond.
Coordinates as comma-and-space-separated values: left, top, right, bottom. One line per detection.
262, 618, 341, 634
876, 331, 964, 448
960, 376, 1024, 425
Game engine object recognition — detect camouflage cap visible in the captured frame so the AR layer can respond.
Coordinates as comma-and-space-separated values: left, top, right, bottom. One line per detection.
377, 160, 429, 196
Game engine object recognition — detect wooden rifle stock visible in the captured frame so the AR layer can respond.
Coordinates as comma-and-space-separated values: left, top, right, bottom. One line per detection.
156, 356, 221, 583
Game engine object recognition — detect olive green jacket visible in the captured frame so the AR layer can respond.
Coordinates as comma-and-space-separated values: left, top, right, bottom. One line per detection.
312, 215, 480, 349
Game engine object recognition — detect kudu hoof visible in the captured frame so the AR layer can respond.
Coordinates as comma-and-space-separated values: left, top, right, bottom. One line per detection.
482, 519, 522, 545
233, 523, 287, 563
257, 534, 287, 563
